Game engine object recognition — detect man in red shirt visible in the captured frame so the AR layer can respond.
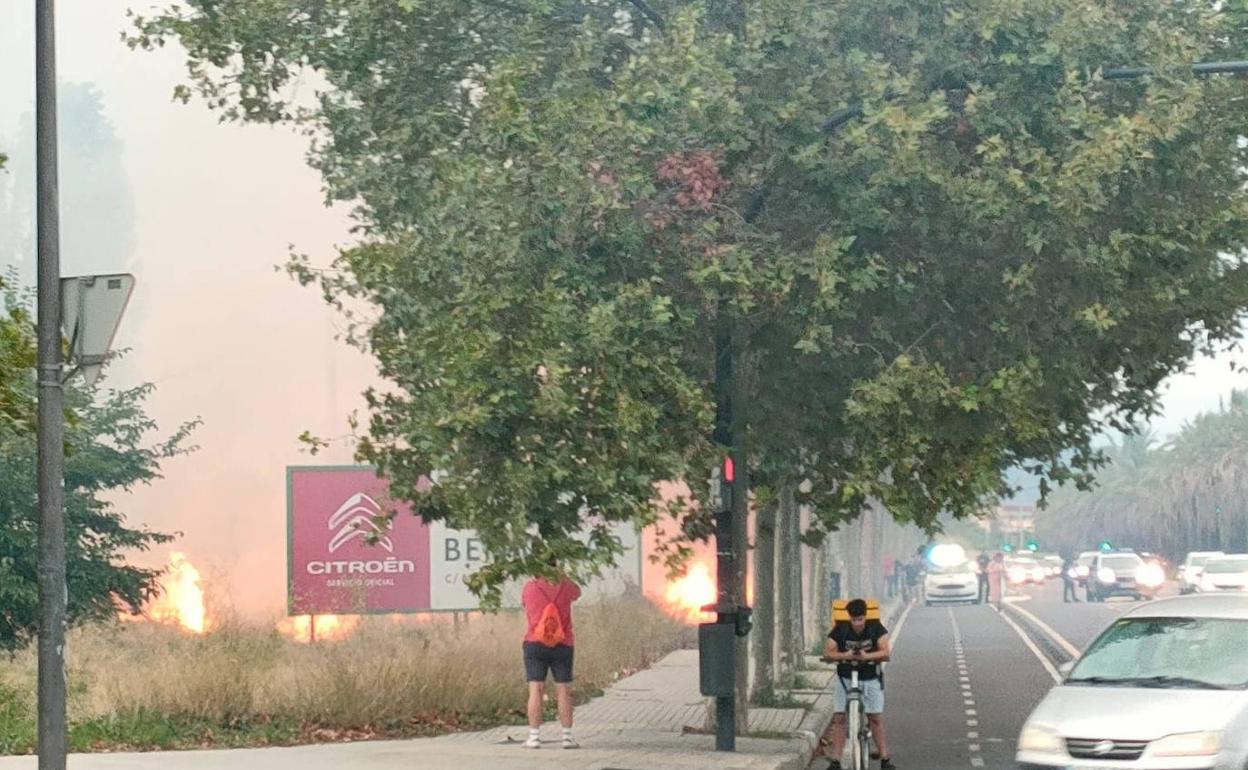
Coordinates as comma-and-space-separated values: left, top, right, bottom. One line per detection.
521, 572, 582, 749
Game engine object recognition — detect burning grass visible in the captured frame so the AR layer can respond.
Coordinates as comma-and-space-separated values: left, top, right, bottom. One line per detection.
0, 596, 691, 754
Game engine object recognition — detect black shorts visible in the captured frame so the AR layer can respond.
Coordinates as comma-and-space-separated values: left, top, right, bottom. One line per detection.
523, 642, 574, 683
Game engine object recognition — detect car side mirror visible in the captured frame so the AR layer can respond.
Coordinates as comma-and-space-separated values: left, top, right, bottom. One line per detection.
1058, 661, 1075, 678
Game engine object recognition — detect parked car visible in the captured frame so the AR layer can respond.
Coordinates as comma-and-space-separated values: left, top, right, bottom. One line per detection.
1086, 551, 1164, 602
1017, 594, 1248, 770
1180, 551, 1226, 594
1196, 554, 1248, 593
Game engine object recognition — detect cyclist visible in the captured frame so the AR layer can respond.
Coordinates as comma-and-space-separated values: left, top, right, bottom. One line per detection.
821, 598, 895, 770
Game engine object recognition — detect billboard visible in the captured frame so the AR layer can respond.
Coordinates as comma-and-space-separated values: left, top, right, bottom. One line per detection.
287, 466, 642, 614
287, 466, 430, 614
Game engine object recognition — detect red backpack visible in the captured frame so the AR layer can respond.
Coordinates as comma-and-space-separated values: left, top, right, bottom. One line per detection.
533, 583, 567, 647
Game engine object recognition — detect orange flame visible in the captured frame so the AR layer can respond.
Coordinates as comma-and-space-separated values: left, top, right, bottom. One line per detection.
276, 614, 361, 643
147, 552, 207, 634
661, 561, 717, 624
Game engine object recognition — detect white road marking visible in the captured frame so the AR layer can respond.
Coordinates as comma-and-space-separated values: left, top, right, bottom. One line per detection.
996, 606, 1063, 683
950, 608, 989, 770
1003, 600, 1082, 658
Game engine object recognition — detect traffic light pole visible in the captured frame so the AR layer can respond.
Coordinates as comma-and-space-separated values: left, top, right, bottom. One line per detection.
34, 1, 68, 768
712, 316, 736, 752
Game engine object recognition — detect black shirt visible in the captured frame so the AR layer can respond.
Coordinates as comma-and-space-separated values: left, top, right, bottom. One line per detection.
828, 621, 888, 680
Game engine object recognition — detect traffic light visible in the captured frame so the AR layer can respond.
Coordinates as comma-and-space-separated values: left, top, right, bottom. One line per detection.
1003, 543, 1014, 553
1099, 540, 1113, 552
1026, 539, 1039, 552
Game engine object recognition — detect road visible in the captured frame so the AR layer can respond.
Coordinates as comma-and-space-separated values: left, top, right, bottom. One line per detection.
810, 579, 1164, 770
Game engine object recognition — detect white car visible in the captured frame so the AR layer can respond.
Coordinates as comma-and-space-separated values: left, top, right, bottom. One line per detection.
1008, 556, 1049, 586
1018, 594, 1248, 770
924, 560, 978, 605
1074, 551, 1100, 586
1180, 551, 1227, 594
1197, 555, 1248, 593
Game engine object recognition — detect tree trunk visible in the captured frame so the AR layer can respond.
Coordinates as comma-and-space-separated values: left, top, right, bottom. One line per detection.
751, 497, 777, 703
871, 505, 886, 598
811, 527, 831, 650
784, 489, 805, 676
775, 487, 798, 681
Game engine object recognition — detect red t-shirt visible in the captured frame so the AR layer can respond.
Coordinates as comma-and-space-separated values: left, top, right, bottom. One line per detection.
522, 578, 582, 647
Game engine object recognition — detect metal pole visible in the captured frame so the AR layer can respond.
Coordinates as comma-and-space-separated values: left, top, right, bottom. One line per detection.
713, 504, 734, 751
712, 317, 735, 752
35, 1, 67, 768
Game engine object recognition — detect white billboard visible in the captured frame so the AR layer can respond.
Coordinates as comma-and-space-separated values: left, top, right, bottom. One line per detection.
428, 520, 642, 611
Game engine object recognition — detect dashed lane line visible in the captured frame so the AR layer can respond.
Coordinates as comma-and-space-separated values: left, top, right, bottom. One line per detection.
949, 609, 985, 770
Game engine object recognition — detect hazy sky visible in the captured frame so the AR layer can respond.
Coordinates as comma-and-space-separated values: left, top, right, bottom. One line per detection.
1, 2, 1245, 616
2, 1, 370, 618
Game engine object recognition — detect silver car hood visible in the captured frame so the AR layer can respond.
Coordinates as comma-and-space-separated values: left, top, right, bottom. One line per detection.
1029, 685, 1248, 739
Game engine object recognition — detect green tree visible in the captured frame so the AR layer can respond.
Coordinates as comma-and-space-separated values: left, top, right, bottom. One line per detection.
129, 0, 1248, 606
1037, 403, 1248, 559
0, 284, 198, 650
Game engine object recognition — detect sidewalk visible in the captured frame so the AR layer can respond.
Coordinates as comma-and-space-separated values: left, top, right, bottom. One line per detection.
0, 600, 905, 770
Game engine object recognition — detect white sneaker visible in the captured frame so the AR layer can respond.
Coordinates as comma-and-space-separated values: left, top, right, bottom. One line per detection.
562, 735, 580, 749
523, 735, 541, 749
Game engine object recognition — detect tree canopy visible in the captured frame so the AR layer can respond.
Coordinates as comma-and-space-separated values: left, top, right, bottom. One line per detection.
0, 283, 197, 650
130, 0, 1248, 602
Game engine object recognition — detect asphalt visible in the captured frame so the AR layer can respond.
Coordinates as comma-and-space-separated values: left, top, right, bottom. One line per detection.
0, 583, 1157, 770
808, 579, 1154, 770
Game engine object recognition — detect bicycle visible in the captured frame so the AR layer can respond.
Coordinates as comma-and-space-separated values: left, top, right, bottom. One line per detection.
822, 648, 873, 770
842, 656, 872, 770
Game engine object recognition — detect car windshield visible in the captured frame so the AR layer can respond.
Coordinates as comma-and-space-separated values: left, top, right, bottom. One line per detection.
1068, 617, 1248, 690
1101, 556, 1141, 571
930, 562, 972, 575
1189, 554, 1219, 568
1204, 558, 1248, 574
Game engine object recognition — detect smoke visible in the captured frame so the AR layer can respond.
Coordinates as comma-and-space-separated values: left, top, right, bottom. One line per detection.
1, 1, 370, 617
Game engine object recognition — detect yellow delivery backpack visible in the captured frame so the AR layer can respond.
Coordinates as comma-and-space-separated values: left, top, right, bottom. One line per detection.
831, 598, 881, 624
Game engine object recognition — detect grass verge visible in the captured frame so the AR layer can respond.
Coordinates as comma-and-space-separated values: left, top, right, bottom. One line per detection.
0, 596, 691, 754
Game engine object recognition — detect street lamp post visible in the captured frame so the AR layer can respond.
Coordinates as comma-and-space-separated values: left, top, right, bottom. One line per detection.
34, 0, 68, 768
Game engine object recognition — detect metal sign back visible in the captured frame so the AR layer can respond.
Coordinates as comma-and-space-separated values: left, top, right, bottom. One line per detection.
60, 273, 134, 385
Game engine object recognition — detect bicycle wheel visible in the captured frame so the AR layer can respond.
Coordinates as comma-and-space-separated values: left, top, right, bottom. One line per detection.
847, 699, 866, 770
856, 713, 871, 770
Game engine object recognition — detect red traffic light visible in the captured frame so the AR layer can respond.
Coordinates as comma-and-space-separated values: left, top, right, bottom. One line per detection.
723, 457, 735, 483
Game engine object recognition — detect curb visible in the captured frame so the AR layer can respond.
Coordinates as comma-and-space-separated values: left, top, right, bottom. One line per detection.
784, 598, 907, 770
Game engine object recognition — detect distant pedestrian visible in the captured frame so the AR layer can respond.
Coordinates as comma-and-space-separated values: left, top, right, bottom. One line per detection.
884, 555, 898, 598
521, 566, 582, 749
1061, 556, 1080, 603
973, 549, 993, 604
910, 548, 928, 604
976, 552, 990, 604
987, 553, 1006, 609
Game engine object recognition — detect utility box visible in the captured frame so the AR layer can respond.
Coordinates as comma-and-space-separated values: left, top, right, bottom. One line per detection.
698, 622, 736, 697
